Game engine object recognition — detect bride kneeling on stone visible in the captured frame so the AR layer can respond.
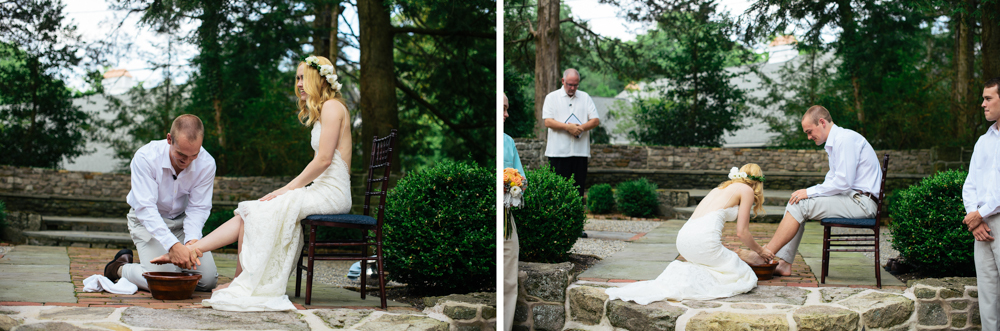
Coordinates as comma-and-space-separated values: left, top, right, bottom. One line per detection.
606, 164, 771, 304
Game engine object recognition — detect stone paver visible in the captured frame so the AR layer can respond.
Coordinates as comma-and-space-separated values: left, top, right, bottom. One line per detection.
0, 246, 76, 303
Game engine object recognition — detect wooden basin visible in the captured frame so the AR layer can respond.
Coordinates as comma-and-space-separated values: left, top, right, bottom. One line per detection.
749, 261, 778, 281
142, 272, 201, 300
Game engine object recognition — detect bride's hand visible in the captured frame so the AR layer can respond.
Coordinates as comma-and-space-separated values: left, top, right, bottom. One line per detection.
758, 247, 776, 263
260, 188, 290, 201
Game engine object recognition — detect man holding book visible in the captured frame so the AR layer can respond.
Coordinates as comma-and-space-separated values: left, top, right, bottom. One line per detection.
542, 68, 601, 197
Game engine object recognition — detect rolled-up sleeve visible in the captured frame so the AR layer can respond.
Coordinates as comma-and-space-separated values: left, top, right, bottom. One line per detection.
127, 154, 179, 251
183, 160, 215, 243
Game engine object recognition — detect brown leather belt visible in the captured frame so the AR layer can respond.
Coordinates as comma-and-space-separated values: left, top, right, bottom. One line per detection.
857, 191, 878, 204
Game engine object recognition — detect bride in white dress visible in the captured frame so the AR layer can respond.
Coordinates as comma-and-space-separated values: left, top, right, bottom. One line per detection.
606, 163, 773, 304
151, 55, 352, 311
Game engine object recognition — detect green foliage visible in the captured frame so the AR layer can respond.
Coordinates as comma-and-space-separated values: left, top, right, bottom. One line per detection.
382, 161, 494, 293
615, 178, 658, 218
888, 170, 974, 276
516, 165, 586, 262
616, 7, 751, 147
0, 0, 93, 168
503, 66, 535, 138
0, 200, 8, 229
587, 183, 615, 214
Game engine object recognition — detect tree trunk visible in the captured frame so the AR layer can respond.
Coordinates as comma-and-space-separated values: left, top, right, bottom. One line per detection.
952, 0, 975, 141
358, 0, 399, 171
982, 0, 1000, 83
201, 0, 227, 173
533, 0, 560, 139
312, 1, 341, 61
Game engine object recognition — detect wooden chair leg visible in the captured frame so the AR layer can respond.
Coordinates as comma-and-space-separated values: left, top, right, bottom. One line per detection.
874, 226, 881, 289
377, 243, 387, 309
821, 225, 831, 284
360, 258, 368, 300
306, 225, 316, 305
295, 237, 303, 298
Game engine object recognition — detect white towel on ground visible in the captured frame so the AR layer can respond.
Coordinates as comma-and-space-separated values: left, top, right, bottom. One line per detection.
83, 274, 138, 294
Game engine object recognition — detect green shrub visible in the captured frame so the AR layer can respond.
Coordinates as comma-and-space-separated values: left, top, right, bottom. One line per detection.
203, 209, 237, 249
888, 169, 974, 276
516, 165, 586, 263
0, 200, 7, 229
383, 160, 494, 293
615, 178, 659, 218
587, 183, 615, 214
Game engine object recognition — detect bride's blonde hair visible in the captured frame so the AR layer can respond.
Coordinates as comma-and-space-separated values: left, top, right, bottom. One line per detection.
718, 163, 765, 216
296, 56, 347, 126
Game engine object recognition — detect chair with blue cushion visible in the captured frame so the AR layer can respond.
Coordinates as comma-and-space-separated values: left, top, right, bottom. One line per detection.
295, 129, 398, 308
820, 153, 889, 288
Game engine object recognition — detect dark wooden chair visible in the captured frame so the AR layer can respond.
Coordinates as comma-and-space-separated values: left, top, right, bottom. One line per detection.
295, 129, 398, 308
820, 153, 889, 288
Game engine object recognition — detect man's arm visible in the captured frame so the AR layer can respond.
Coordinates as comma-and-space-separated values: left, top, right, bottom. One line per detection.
581, 96, 601, 131
806, 138, 860, 198
127, 152, 181, 251
182, 157, 215, 245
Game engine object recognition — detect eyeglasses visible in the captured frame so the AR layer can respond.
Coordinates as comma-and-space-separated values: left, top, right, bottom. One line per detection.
565, 83, 579, 88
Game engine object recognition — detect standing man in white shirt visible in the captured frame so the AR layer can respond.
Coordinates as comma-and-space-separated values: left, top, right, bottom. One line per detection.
963, 77, 1000, 331
760, 105, 883, 276
104, 114, 219, 292
542, 69, 601, 198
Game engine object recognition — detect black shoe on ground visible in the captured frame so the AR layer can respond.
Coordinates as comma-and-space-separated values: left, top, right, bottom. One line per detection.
104, 248, 133, 282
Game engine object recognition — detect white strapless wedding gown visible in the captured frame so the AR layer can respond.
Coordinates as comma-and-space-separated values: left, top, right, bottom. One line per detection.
605, 206, 756, 304
203, 122, 351, 311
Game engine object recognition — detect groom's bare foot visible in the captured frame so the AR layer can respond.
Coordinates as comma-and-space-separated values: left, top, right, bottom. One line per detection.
213, 282, 231, 292
774, 260, 793, 276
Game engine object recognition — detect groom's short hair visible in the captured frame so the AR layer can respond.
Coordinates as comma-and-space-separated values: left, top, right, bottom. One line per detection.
804, 105, 833, 125
170, 114, 204, 143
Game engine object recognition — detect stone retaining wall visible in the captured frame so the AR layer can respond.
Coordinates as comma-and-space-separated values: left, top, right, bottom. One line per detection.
0, 165, 396, 217
424, 293, 498, 330
511, 260, 984, 330
513, 139, 955, 191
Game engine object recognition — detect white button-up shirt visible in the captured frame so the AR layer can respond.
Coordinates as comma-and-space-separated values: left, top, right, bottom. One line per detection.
806, 124, 883, 198
964, 123, 1000, 217
542, 88, 600, 157
126, 139, 216, 251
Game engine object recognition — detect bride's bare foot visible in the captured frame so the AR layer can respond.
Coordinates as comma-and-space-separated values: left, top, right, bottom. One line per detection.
149, 254, 171, 265
735, 248, 766, 265
774, 259, 793, 276
213, 282, 231, 292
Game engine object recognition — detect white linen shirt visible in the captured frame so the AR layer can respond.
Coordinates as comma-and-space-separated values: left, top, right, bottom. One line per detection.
806, 124, 883, 198
541, 88, 600, 157
126, 139, 216, 251
963, 123, 1000, 217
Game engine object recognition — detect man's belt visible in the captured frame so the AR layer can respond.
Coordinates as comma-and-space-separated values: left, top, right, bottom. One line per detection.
857, 191, 878, 204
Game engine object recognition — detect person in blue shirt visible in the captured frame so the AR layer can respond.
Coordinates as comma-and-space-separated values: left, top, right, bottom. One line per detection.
502, 93, 524, 331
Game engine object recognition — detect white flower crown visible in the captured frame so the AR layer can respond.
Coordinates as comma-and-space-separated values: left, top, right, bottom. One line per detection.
728, 167, 765, 182
303, 56, 343, 93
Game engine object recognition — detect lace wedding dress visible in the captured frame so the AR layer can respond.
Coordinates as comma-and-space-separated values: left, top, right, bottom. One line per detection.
203, 122, 351, 311
605, 206, 757, 304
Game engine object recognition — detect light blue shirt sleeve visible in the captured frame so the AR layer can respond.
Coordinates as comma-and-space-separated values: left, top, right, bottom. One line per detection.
503, 134, 525, 176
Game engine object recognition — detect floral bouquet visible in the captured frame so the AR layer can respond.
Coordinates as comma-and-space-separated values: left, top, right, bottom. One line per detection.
503, 168, 526, 240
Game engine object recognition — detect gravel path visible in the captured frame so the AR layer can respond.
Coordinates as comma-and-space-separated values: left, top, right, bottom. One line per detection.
584, 219, 663, 233
214, 253, 403, 288
571, 238, 630, 259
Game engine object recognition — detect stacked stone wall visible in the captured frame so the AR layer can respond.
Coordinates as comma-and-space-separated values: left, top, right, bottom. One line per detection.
513, 139, 941, 190
0, 165, 391, 217
513, 262, 573, 331
911, 278, 981, 330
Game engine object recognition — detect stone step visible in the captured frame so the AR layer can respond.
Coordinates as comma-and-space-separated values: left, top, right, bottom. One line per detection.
674, 205, 787, 223
41, 216, 128, 232
23, 230, 134, 249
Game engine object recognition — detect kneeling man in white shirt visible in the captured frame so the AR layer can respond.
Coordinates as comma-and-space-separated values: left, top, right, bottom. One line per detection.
104, 114, 218, 291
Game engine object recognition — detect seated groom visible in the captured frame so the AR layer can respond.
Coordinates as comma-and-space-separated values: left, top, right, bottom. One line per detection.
104, 114, 219, 291
762, 105, 882, 276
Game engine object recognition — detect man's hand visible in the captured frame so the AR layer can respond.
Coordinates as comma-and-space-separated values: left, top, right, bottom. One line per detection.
168, 243, 200, 270
566, 123, 583, 137
758, 247, 776, 263
972, 222, 994, 241
788, 189, 809, 205
964, 211, 984, 232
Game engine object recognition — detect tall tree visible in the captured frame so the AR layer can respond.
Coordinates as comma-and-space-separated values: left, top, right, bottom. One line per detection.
0, 0, 92, 168
357, 0, 399, 169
